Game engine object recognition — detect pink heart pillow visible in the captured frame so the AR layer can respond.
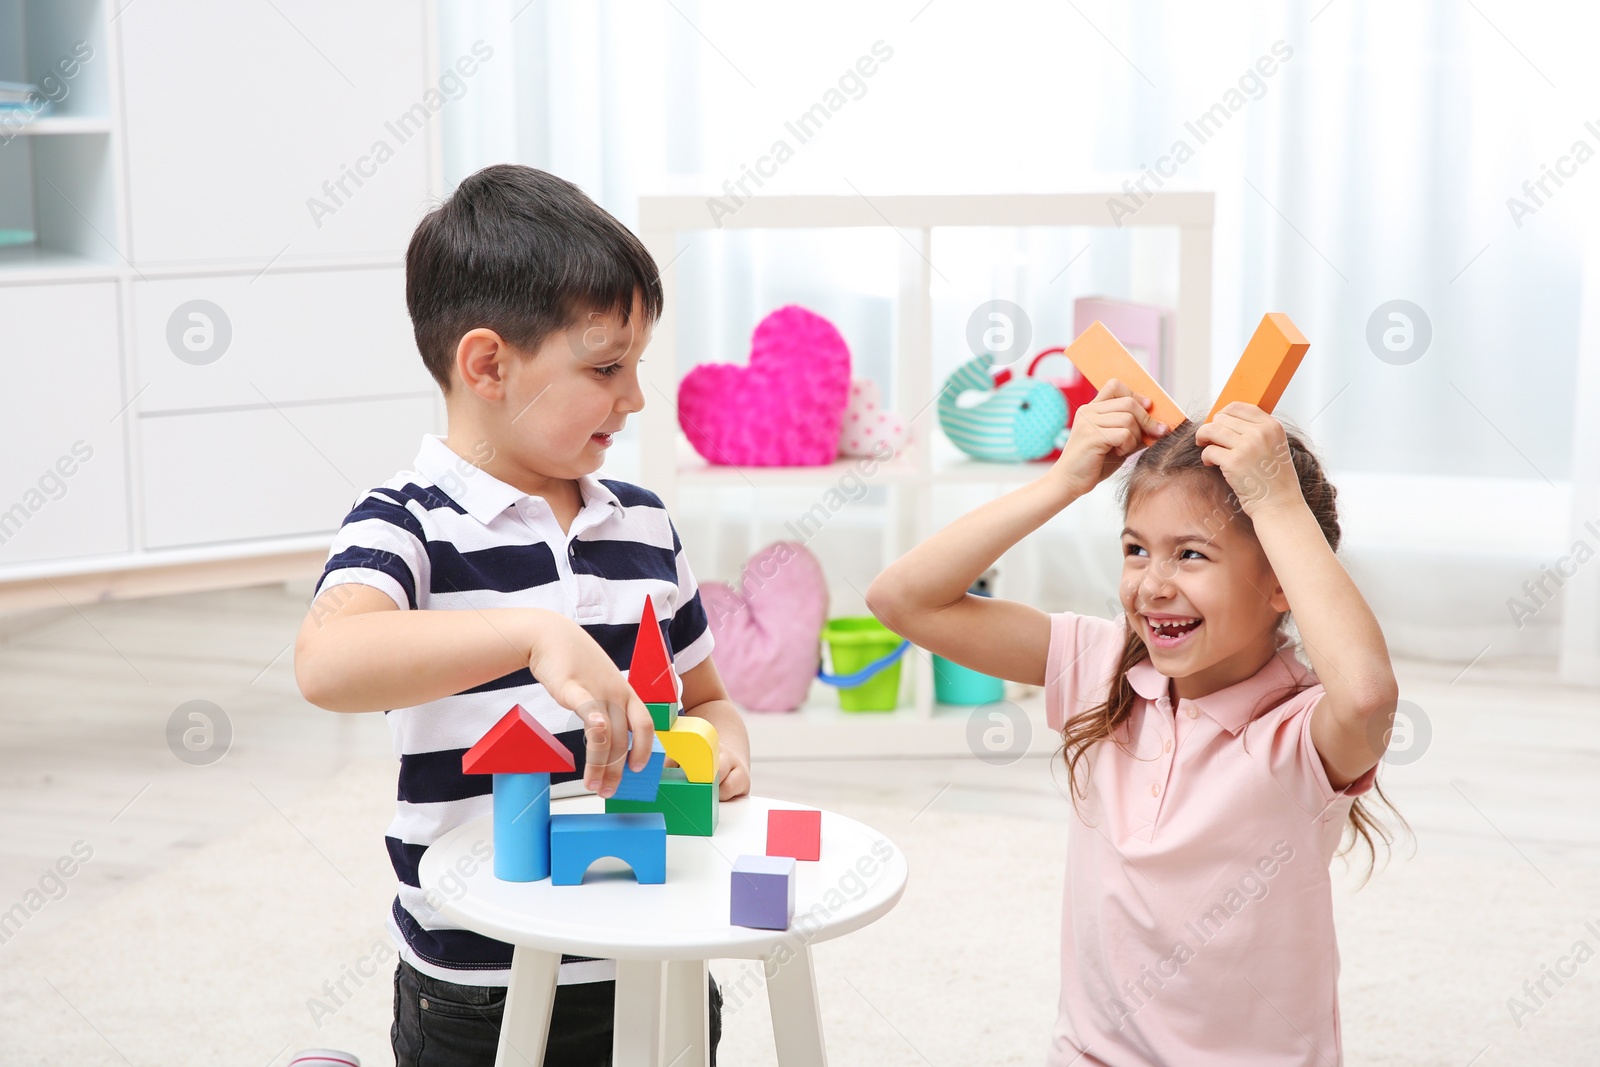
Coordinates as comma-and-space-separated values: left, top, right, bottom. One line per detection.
678, 305, 852, 466
838, 377, 910, 457
701, 541, 829, 713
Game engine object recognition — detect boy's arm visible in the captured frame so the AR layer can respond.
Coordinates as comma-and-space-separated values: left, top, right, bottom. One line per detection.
295, 584, 657, 795
1250, 501, 1399, 789
295, 584, 547, 712
678, 656, 752, 801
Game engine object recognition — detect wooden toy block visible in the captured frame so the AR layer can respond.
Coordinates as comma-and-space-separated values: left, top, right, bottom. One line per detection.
462, 705, 576, 882
490, 772, 551, 881
605, 767, 719, 836
659, 714, 719, 784
647, 701, 679, 733
1062, 320, 1187, 447
462, 704, 577, 776
612, 737, 666, 802
730, 854, 796, 930
629, 595, 679, 704
1205, 312, 1309, 423
549, 812, 667, 886
766, 808, 821, 862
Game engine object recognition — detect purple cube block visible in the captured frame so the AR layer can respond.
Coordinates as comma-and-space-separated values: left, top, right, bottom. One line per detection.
730, 854, 796, 930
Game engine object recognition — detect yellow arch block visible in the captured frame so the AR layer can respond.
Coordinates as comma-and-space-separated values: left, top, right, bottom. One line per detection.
659, 715, 719, 784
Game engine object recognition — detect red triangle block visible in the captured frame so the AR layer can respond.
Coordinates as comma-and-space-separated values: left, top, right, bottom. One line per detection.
462, 704, 576, 775
629, 594, 678, 703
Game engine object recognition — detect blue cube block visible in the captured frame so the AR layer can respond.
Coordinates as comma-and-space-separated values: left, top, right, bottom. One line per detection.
550, 812, 667, 885
611, 737, 666, 802
730, 854, 796, 930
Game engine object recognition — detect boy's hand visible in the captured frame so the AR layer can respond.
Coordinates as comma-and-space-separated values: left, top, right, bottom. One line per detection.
715, 745, 751, 801
1193, 402, 1304, 518
1051, 378, 1170, 498
525, 613, 655, 798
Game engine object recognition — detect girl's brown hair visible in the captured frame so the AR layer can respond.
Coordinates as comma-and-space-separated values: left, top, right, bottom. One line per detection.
1059, 417, 1410, 884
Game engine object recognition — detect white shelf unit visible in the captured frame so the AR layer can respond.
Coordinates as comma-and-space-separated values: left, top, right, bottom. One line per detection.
638, 193, 1214, 753
0, 0, 444, 611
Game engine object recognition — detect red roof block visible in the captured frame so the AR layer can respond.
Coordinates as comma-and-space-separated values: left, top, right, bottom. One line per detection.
629, 594, 678, 703
462, 704, 576, 775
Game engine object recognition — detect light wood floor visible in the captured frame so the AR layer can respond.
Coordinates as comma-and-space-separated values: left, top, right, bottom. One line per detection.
2, 581, 1595, 958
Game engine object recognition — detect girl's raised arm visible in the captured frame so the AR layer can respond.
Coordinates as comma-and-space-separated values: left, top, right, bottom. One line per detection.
866, 379, 1167, 686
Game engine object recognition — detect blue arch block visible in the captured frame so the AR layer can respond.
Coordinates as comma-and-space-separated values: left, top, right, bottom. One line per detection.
549, 812, 668, 885
492, 772, 551, 882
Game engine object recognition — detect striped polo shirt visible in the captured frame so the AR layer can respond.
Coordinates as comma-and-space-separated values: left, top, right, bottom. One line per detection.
313, 434, 713, 988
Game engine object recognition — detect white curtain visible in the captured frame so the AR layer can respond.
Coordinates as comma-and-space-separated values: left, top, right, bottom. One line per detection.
437, 0, 1597, 670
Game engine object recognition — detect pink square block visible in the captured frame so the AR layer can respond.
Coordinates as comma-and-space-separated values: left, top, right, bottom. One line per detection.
766, 808, 821, 862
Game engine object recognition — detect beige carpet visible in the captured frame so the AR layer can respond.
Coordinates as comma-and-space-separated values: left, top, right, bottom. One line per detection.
3, 757, 1597, 1066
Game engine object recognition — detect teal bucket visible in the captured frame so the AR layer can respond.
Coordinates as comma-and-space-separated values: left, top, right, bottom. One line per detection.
932, 654, 1005, 705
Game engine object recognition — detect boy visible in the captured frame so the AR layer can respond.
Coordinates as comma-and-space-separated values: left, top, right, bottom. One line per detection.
294, 164, 751, 1066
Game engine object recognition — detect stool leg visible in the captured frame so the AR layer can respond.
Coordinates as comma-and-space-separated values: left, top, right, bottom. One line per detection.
766, 944, 827, 1067
615, 959, 667, 1066
496, 947, 560, 1067
664, 959, 709, 1067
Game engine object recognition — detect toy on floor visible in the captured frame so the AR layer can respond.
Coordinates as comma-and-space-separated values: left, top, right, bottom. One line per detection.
1061, 321, 1186, 448
766, 808, 821, 862
1205, 313, 1309, 422
461, 704, 576, 882
607, 595, 723, 837
730, 854, 797, 930
550, 812, 668, 885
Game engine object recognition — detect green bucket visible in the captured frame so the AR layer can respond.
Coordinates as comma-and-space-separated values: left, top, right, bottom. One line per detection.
819, 617, 908, 712
933, 654, 1005, 705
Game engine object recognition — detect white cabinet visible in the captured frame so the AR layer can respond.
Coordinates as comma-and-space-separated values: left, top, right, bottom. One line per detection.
130, 267, 431, 412
0, 280, 130, 566
117, 0, 433, 265
0, 0, 442, 603
139, 396, 434, 548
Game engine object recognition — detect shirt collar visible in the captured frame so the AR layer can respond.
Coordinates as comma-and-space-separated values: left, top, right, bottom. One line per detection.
413, 434, 623, 526
1125, 628, 1312, 735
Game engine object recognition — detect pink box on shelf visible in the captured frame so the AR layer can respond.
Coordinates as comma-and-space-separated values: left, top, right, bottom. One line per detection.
1072, 297, 1174, 392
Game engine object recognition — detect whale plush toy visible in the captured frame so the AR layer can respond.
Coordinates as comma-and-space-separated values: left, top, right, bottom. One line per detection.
937, 356, 1068, 463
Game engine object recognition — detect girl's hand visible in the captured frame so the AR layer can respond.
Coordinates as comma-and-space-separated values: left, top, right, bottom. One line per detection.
1051, 378, 1170, 497
1193, 402, 1305, 518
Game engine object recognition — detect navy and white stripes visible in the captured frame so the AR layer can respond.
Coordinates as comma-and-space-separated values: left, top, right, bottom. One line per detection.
314, 435, 713, 987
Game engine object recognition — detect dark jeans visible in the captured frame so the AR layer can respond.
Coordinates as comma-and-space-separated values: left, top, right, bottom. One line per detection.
392, 959, 722, 1067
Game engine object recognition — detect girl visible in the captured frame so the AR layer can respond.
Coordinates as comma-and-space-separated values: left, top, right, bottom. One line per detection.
867, 378, 1404, 1065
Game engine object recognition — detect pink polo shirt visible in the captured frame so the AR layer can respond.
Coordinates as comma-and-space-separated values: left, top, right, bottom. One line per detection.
1043, 611, 1377, 1067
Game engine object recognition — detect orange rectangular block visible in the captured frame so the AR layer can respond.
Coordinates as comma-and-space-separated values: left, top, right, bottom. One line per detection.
1062, 320, 1186, 448
1206, 313, 1309, 423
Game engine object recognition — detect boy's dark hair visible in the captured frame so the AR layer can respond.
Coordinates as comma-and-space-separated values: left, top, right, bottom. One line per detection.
405, 164, 664, 392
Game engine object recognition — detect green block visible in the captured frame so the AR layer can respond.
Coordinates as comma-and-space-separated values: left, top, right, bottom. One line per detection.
606, 767, 718, 836
647, 701, 679, 732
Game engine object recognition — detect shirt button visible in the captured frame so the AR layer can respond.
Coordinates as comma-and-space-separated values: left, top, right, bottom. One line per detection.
419, 997, 430, 1010
1163, 739, 1172, 752
1186, 707, 1198, 719
1151, 784, 1160, 797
